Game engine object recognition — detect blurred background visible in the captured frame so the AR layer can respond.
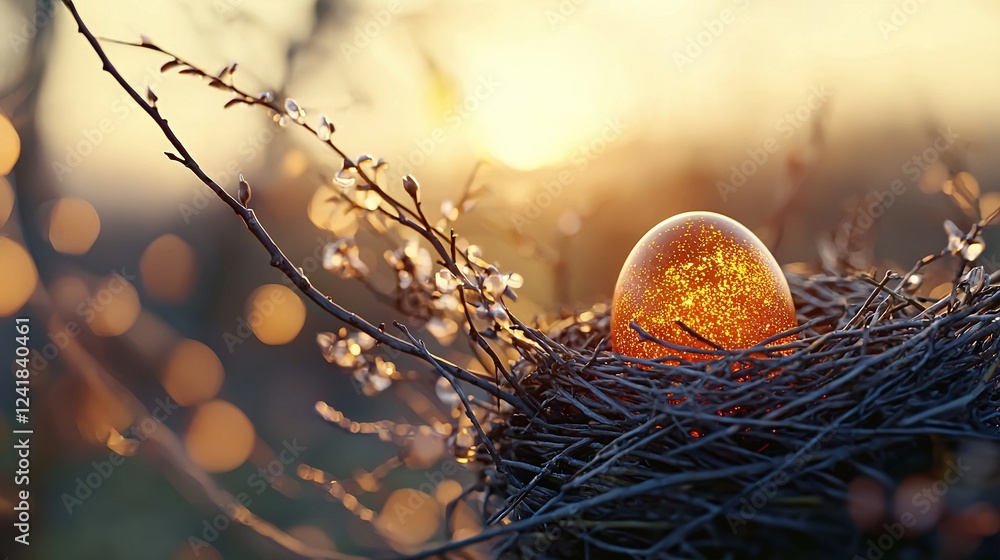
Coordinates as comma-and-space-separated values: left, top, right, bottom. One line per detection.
2, 0, 1000, 558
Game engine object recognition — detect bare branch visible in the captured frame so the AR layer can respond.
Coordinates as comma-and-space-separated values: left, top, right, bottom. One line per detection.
59, 0, 520, 407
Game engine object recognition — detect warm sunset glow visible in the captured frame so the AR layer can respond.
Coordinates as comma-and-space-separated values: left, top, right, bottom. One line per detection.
0, 237, 38, 316
16, 1, 1000, 557
465, 35, 618, 170
185, 400, 255, 473
245, 284, 307, 345
140, 234, 197, 302
161, 339, 225, 406
611, 212, 797, 362
469, 46, 599, 170
48, 197, 101, 254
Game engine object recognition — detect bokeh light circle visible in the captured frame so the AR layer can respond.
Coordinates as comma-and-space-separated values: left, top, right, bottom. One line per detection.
185, 400, 255, 473
48, 197, 101, 255
140, 234, 197, 302
0, 237, 38, 316
245, 284, 306, 345
162, 339, 225, 407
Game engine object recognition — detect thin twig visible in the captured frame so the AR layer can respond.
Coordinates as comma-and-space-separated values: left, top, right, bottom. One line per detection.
60, 0, 520, 408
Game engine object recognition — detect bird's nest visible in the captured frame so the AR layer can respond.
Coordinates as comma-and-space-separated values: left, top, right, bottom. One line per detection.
482, 267, 1000, 558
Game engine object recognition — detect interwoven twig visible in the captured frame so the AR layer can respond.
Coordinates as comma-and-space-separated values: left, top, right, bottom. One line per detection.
477, 270, 1000, 558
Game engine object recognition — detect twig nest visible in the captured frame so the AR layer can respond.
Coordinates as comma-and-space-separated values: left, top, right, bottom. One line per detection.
484, 268, 1000, 558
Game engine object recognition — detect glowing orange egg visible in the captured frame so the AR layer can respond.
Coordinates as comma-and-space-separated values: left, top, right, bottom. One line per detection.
611, 211, 797, 362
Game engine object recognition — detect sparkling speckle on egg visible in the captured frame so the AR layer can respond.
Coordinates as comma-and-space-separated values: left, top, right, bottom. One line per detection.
611, 211, 797, 362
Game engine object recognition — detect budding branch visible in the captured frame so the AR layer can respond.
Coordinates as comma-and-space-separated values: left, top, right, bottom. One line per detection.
59, 0, 519, 408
